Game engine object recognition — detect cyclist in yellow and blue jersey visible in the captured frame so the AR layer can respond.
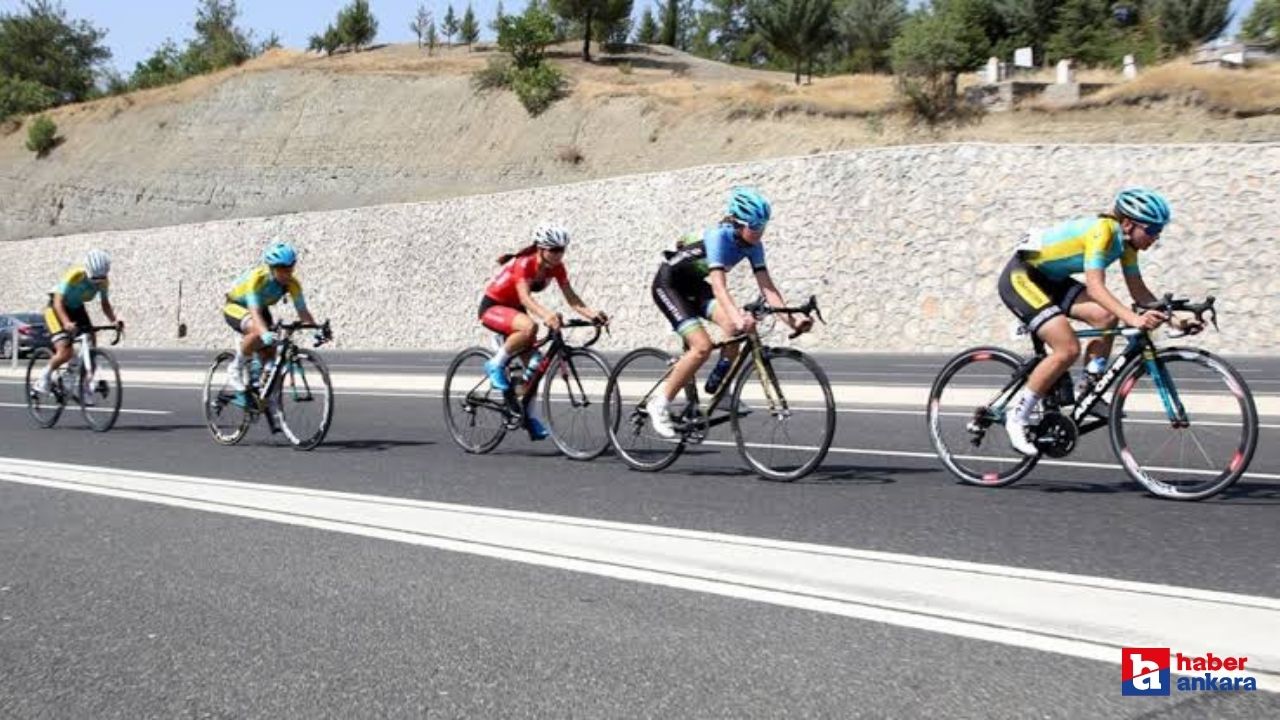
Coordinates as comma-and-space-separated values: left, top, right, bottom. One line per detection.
32, 250, 123, 399
222, 241, 318, 393
998, 187, 1196, 456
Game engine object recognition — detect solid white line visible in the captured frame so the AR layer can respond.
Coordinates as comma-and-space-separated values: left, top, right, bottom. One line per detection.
0, 402, 171, 415
0, 456, 1277, 692
699, 440, 1280, 482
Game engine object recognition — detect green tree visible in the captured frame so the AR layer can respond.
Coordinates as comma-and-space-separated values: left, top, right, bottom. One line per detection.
636, 7, 660, 43
129, 40, 187, 89
427, 18, 440, 53
749, 0, 838, 84
694, 0, 766, 64
992, 0, 1066, 64
661, 0, 679, 45
891, 6, 988, 121
0, 0, 111, 105
337, 0, 378, 51
839, 0, 907, 72
461, 4, 481, 48
1242, 0, 1280, 48
411, 3, 432, 48
492, 1, 507, 33
443, 5, 460, 45
184, 0, 254, 74
1154, 0, 1232, 52
550, 0, 634, 61
497, 5, 558, 68
1045, 0, 1156, 66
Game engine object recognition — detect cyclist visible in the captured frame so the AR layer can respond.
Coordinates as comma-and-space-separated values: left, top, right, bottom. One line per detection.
646, 187, 812, 439
479, 225, 608, 440
32, 249, 123, 404
222, 241, 318, 398
999, 187, 1195, 456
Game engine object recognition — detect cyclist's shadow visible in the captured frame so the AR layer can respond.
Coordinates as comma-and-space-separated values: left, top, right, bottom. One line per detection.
1006, 478, 1280, 505
313, 439, 436, 452
683, 463, 923, 486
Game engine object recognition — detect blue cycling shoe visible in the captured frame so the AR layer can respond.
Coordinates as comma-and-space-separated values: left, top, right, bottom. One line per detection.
484, 357, 510, 391
526, 416, 549, 441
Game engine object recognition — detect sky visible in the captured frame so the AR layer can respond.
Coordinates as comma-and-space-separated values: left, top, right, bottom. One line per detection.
0, 0, 1263, 76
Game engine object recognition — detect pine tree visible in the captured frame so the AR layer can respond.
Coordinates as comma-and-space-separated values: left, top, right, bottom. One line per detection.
461, 4, 481, 48
443, 4, 459, 45
749, 0, 837, 84
635, 7, 659, 43
410, 3, 432, 48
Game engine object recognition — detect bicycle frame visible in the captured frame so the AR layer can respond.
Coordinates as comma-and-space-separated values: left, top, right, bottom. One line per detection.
466, 320, 604, 422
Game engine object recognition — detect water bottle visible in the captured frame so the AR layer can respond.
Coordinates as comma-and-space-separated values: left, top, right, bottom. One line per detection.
249, 357, 263, 388
1075, 356, 1107, 401
522, 351, 544, 383
705, 357, 732, 394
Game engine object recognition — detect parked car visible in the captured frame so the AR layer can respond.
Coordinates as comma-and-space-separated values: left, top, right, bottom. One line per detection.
0, 312, 52, 359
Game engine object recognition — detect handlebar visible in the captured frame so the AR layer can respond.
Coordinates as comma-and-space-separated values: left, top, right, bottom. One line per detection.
271, 319, 334, 347
84, 323, 124, 346
1132, 294, 1217, 337
742, 295, 825, 339
535, 316, 608, 350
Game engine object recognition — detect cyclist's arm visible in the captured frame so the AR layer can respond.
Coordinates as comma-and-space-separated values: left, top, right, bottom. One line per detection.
753, 269, 804, 330
1122, 272, 1158, 308
516, 279, 557, 324
100, 297, 119, 324
298, 308, 317, 326
708, 269, 743, 328
558, 280, 598, 321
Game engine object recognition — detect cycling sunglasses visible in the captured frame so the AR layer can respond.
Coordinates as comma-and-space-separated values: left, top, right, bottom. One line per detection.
1137, 222, 1164, 237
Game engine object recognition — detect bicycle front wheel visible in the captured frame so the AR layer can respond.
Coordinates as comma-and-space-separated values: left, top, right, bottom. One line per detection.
542, 348, 612, 460
271, 350, 334, 450
730, 348, 835, 481
604, 347, 687, 472
926, 347, 1038, 487
203, 351, 252, 445
1110, 347, 1259, 501
24, 348, 64, 428
80, 348, 122, 432
443, 347, 507, 454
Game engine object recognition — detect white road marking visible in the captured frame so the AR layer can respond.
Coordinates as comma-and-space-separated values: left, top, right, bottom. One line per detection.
1, 456, 1277, 691
0, 402, 171, 415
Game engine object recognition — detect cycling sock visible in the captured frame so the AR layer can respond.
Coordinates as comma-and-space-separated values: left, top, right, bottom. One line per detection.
492, 347, 511, 368
1014, 390, 1042, 423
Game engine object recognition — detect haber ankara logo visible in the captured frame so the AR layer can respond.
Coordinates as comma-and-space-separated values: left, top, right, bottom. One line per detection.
1122, 647, 1170, 696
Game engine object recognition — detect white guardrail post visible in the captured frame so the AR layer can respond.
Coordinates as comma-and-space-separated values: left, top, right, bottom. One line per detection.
10, 324, 17, 369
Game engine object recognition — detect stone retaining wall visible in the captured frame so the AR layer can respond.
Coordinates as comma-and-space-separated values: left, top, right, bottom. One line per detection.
1, 143, 1277, 356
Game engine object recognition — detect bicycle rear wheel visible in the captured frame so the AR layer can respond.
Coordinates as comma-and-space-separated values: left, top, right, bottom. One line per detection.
927, 347, 1038, 487
604, 347, 688, 472
24, 348, 64, 428
542, 348, 612, 460
443, 347, 507, 454
730, 348, 835, 481
272, 350, 334, 450
80, 348, 122, 432
203, 351, 252, 445
1110, 348, 1259, 501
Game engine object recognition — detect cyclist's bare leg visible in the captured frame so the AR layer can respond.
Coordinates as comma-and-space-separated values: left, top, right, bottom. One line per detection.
47, 337, 74, 370
1026, 316, 1080, 396
708, 300, 741, 366
502, 313, 537, 359
661, 326, 713, 401
1068, 291, 1119, 367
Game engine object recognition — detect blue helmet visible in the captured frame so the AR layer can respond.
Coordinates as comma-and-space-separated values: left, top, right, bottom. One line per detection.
262, 241, 298, 267
1114, 188, 1171, 226
727, 187, 772, 229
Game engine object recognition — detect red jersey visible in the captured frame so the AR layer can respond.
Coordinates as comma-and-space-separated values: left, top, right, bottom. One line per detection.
483, 253, 568, 307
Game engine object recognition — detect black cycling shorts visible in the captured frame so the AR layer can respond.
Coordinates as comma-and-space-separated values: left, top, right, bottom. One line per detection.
652, 264, 715, 337
997, 256, 1085, 334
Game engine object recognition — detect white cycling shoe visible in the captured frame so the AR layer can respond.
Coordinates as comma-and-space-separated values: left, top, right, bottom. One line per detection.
1005, 414, 1040, 457
647, 396, 677, 439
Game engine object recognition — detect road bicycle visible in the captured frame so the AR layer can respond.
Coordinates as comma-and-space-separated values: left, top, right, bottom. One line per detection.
203, 320, 334, 450
25, 323, 123, 432
603, 296, 834, 482
927, 296, 1258, 501
443, 318, 611, 459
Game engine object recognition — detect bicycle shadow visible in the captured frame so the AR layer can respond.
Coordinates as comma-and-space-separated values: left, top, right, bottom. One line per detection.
102, 423, 209, 434
316, 439, 436, 452
683, 463, 921, 486
1001, 478, 1280, 505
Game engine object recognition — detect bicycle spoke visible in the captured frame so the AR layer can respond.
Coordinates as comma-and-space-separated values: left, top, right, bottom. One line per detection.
732, 349, 834, 481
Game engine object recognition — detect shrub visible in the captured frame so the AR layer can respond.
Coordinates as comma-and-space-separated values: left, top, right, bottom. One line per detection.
497, 6, 556, 69
510, 63, 565, 116
890, 9, 986, 125
0, 75, 56, 122
556, 144, 584, 164
25, 114, 58, 156
472, 57, 513, 90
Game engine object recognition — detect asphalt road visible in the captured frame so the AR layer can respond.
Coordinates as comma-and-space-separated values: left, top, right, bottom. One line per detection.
1, 352, 1277, 718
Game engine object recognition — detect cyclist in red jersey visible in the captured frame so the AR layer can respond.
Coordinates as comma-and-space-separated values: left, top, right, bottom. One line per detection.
479, 225, 608, 439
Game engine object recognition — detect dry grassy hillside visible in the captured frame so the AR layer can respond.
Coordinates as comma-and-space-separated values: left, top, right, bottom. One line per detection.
1, 42, 1277, 241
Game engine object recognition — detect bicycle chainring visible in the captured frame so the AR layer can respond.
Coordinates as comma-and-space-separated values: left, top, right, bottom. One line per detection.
1033, 411, 1078, 458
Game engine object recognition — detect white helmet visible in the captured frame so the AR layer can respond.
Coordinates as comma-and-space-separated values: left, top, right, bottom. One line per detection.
532, 225, 570, 250
85, 249, 111, 279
